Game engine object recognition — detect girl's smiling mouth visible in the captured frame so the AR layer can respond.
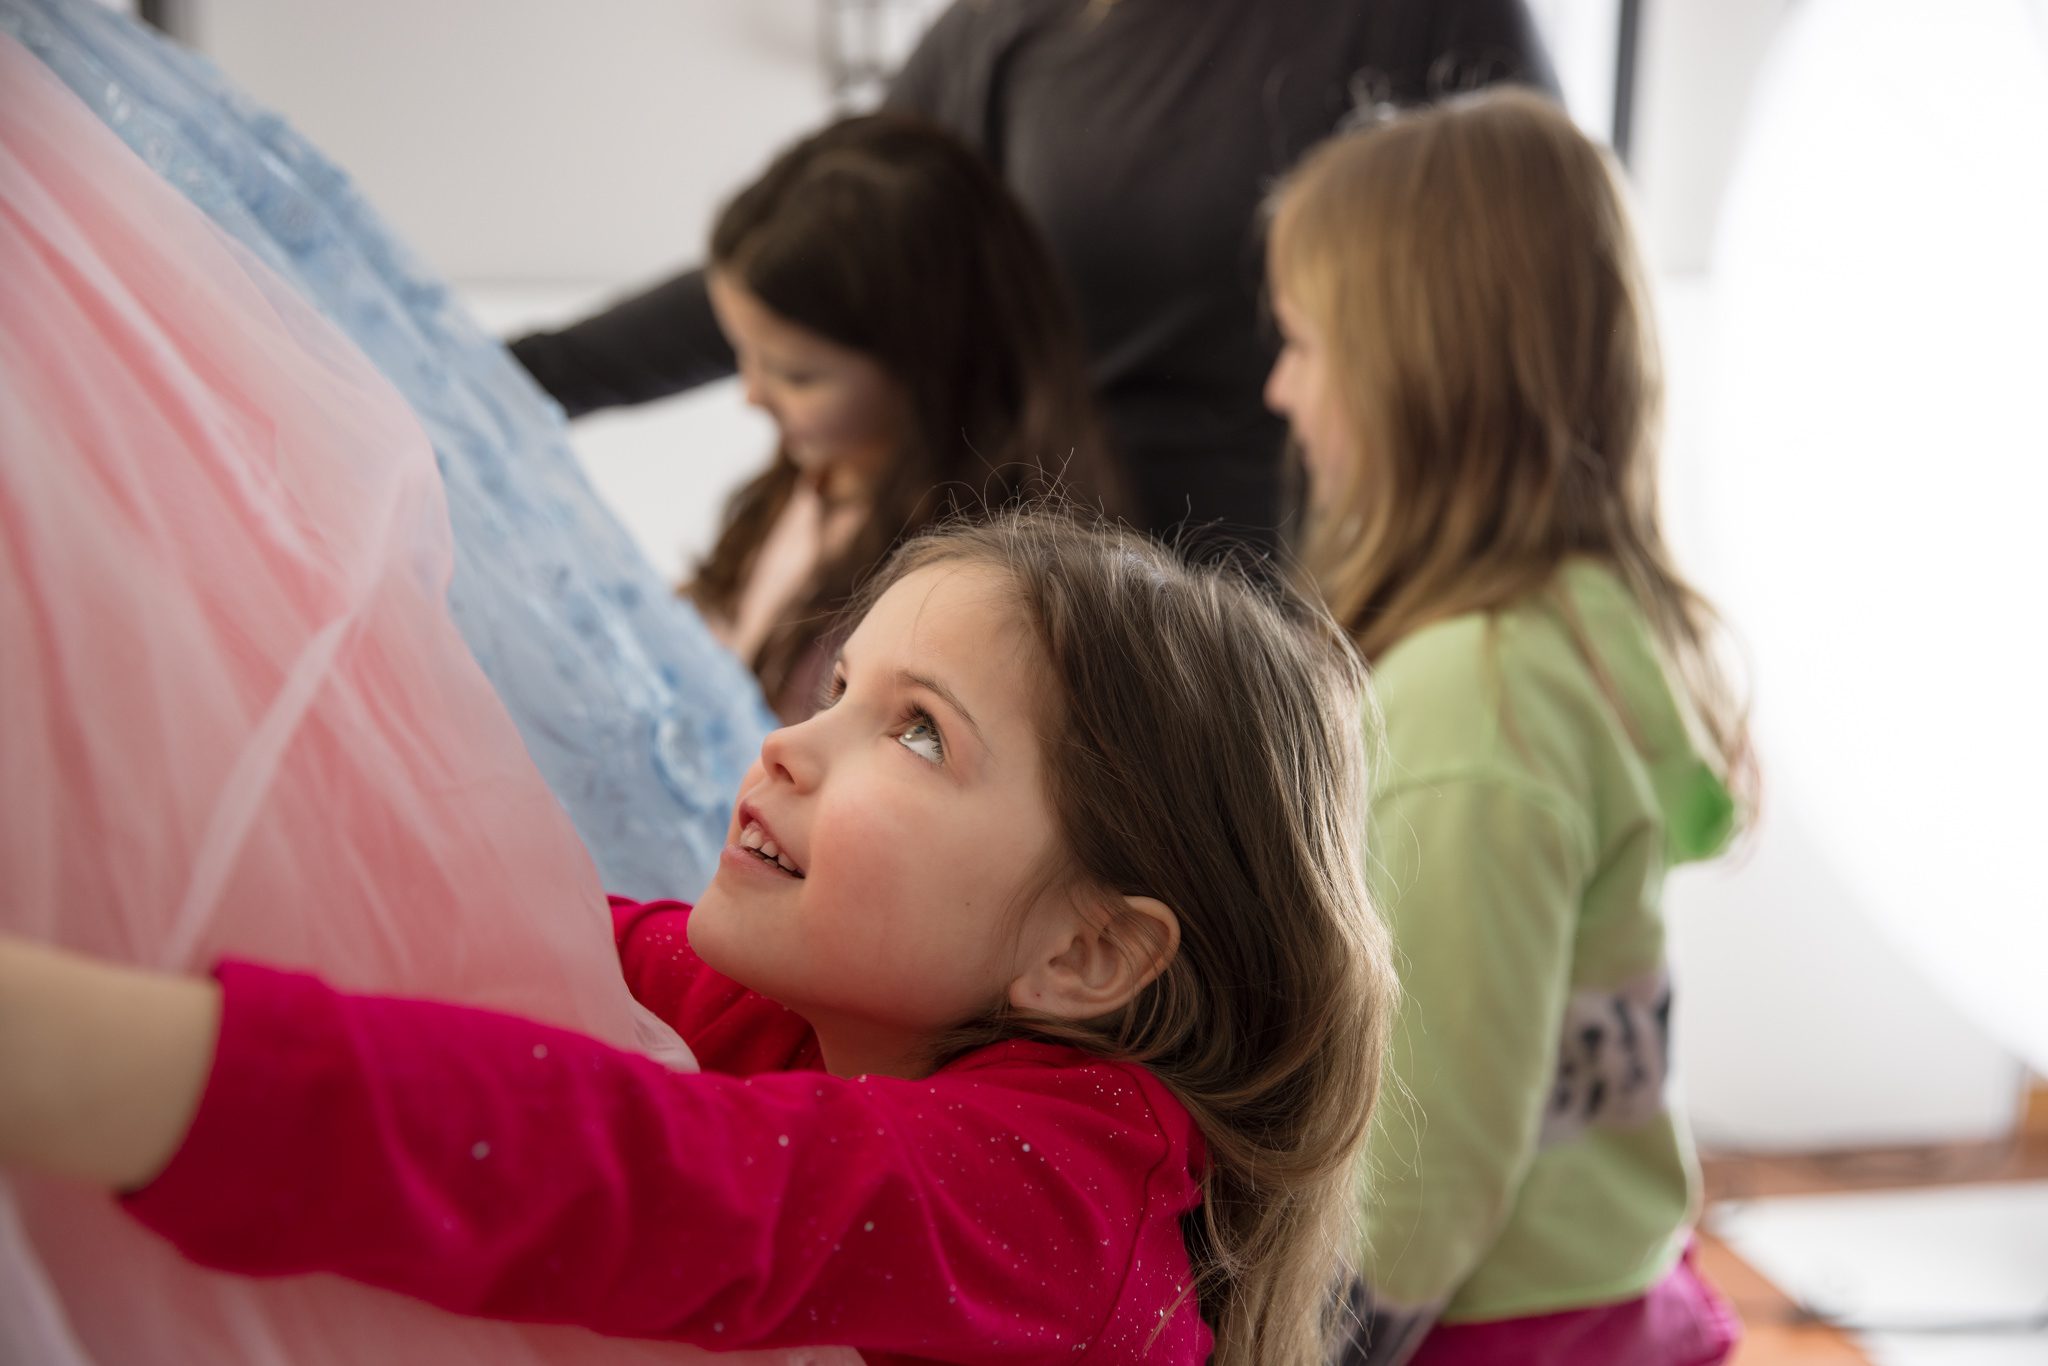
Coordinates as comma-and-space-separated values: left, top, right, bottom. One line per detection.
735, 805, 806, 878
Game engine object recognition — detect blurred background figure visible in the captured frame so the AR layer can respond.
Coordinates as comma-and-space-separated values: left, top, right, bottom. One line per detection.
508, 0, 1559, 554
1268, 87, 1748, 1366
685, 112, 1112, 718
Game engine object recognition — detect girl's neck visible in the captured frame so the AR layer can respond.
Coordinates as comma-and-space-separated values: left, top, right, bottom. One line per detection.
808, 1011, 940, 1080
708, 477, 870, 671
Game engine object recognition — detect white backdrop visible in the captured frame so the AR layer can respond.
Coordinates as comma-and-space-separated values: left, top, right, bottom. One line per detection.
1692, 0, 2048, 1085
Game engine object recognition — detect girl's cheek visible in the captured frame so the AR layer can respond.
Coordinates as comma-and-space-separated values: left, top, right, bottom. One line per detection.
791, 397, 843, 445
828, 793, 917, 876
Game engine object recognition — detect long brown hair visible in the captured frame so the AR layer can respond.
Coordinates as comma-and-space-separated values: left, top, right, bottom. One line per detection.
856, 510, 1399, 1366
690, 115, 1115, 710
1269, 87, 1752, 795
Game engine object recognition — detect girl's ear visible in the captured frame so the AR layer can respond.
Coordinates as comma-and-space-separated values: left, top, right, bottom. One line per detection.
1008, 895, 1181, 1021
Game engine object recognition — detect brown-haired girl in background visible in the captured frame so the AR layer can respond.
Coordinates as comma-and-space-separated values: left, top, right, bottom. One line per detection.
690, 113, 1115, 718
1266, 88, 1753, 1365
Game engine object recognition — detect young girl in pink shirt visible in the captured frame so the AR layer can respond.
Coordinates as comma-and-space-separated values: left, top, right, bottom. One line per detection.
0, 512, 1397, 1366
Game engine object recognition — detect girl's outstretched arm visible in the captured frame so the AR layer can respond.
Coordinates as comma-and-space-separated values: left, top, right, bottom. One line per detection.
0, 937, 220, 1189
1, 920, 1207, 1359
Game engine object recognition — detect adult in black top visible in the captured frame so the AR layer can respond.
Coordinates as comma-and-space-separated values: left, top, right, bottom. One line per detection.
510, 0, 1559, 551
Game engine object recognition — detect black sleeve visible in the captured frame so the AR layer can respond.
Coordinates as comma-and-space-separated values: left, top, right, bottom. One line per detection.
1366, 0, 1563, 105
881, 0, 980, 125
507, 268, 734, 418
882, 0, 1023, 156
1433, 0, 1562, 100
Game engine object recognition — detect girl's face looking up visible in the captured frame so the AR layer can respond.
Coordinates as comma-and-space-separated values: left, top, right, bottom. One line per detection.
708, 271, 910, 497
688, 562, 1113, 1078
1264, 292, 1354, 499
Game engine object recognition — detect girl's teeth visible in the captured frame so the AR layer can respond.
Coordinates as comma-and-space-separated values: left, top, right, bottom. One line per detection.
735, 820, 801, 874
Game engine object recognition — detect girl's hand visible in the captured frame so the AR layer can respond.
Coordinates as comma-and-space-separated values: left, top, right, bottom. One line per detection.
0, 937, 220, 1190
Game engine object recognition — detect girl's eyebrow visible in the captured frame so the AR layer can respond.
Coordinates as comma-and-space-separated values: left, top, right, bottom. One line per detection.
831, 649, 991, 750
898, 669, 988, 750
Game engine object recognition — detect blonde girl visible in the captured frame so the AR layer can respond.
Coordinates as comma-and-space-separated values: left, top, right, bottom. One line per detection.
0, 512, 1396, 1366
1267, 88, 1752, 1366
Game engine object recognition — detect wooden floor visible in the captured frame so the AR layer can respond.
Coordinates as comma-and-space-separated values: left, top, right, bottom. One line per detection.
1695, 1085, 2048, 1365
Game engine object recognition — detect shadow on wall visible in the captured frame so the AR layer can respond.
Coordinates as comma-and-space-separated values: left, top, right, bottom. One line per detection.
1661, 0, 2047, 1149
1669, 802, 2025, 1152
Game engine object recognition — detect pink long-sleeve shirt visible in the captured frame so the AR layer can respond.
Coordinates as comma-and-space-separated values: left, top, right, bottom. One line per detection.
122, 899, 1212, 1364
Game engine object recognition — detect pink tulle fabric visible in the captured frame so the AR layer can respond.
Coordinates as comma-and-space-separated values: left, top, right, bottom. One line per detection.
0, 37, 846, 1366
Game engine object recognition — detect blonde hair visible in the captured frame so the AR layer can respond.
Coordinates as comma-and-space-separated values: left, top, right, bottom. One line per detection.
856, 511, 1399, 1365
1269, 87, 1752, 796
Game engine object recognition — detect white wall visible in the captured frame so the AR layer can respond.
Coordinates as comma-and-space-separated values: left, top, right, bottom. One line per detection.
192, 1, 844, 584
1655, 274, 2025, 1149
195, 0, 834, 286
1631, 0, 1791, 273
1527, 0, 1789, 274
1640, 3, 2031, 1147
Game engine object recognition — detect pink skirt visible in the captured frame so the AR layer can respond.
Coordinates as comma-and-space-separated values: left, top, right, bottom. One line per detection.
1410, 1243, 1740, 1366
0, 32, 841, 1366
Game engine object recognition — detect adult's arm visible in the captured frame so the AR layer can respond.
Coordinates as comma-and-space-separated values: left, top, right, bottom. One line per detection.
507, 269, 732, 417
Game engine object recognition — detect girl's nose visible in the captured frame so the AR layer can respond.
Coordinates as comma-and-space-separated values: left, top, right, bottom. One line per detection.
757, 715, 823, 792
739, 369, 768, 411
1263, 354, 1293, 417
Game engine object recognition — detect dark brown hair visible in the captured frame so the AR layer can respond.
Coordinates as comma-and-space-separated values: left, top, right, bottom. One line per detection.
689, 115, 1116, 713
1270, 87, 1752, 799
857, 510, 1398, 1366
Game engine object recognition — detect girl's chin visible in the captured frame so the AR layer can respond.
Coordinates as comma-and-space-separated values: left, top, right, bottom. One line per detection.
784, 442, 841, 471
1301, 462, 1346, 505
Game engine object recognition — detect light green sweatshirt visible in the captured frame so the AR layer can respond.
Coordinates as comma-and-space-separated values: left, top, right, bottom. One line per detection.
1356, 560, 1735, 1345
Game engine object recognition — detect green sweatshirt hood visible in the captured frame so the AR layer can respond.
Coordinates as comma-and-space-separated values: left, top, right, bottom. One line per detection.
1557, 561, 1736, 865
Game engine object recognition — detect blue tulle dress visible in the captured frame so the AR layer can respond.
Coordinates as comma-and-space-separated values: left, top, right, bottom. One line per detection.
1, 0, 772, 901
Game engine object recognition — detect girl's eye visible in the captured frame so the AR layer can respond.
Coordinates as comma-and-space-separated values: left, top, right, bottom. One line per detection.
897, 710, 945, 765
